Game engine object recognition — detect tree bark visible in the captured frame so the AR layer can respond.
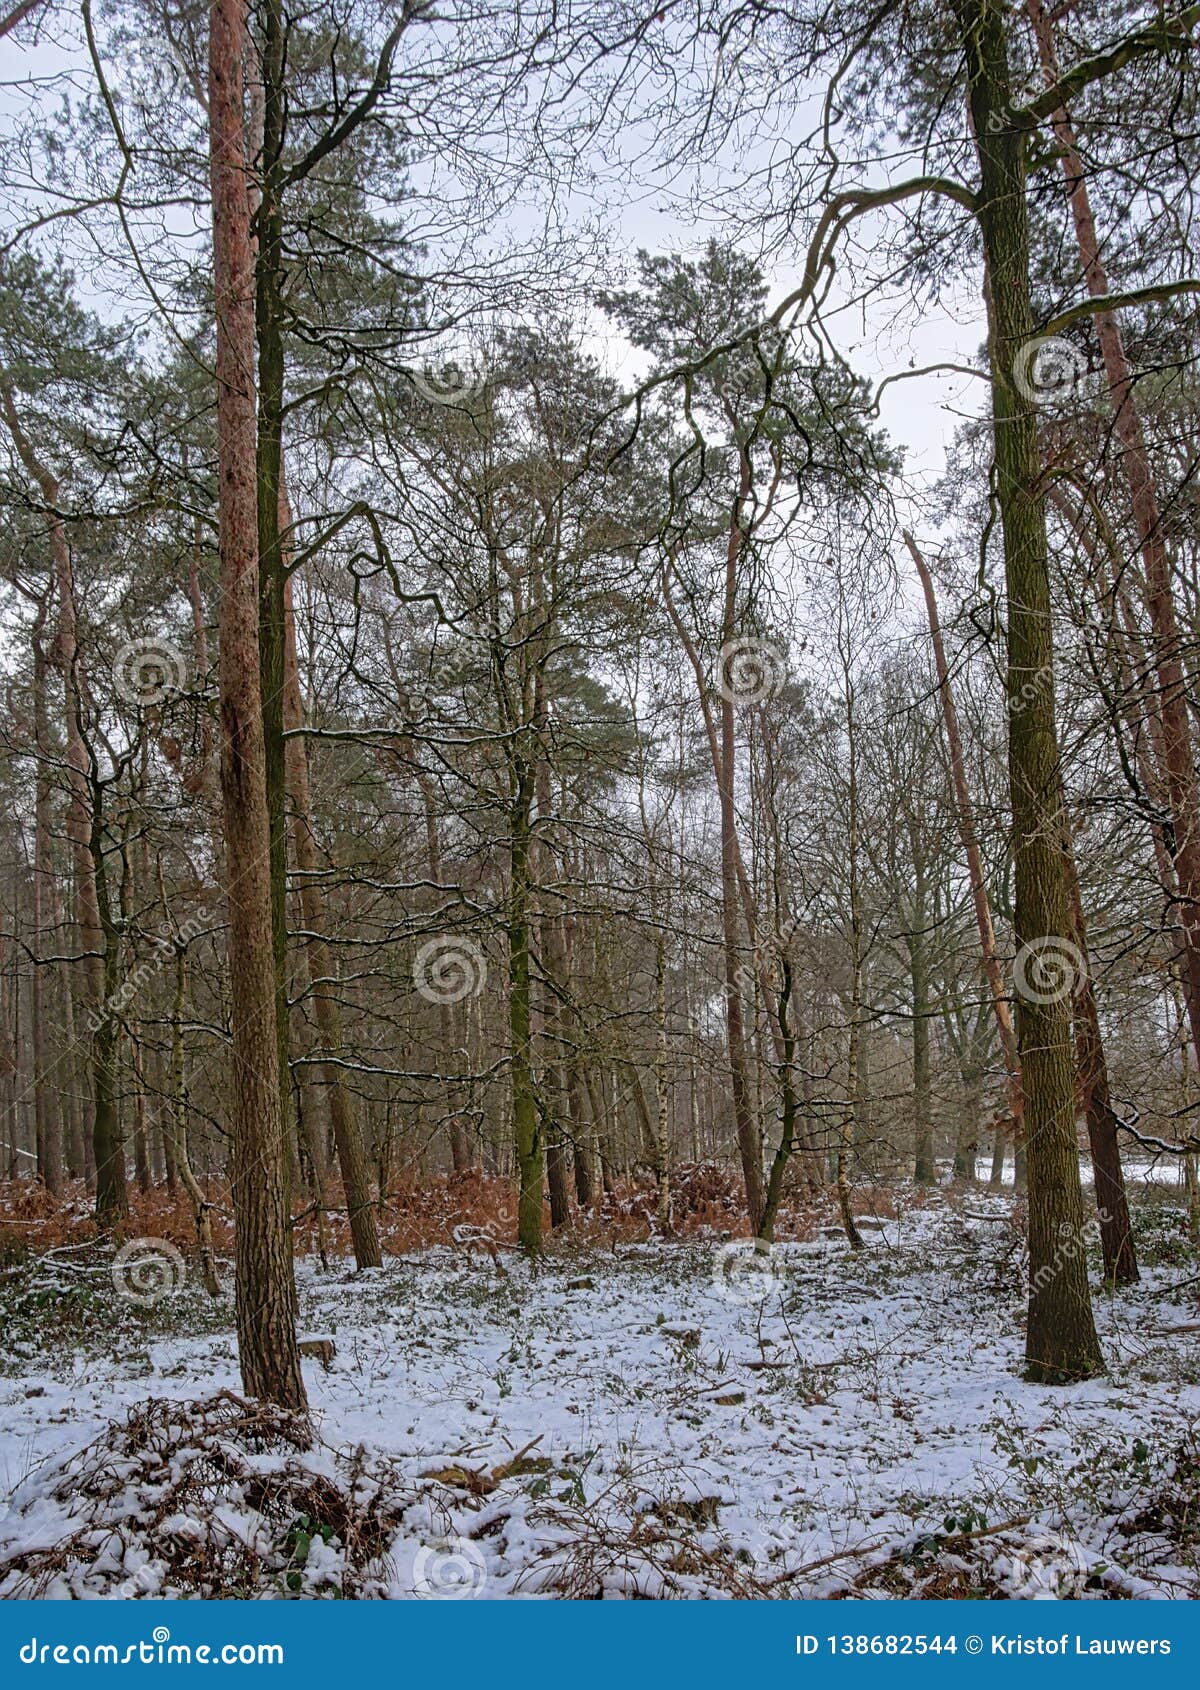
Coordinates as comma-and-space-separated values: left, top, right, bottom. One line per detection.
208, 0, 306, 1412
29, 595, 62, 1193
956, 0, 1103, 1381
253, 0, 293, 1166
910, 871, 935, 1184
717, 474, 765, 1227
0, 0, 45, 42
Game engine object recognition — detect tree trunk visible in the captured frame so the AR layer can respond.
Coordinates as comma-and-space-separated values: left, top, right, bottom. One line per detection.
60, 976, 86, 1181
1026, 0, 1200, 1069
956, 0, 1103, 1381
567, 1052, 594, 1207
1060, 836, 1138, 1284
953, 1062, 982, 1182
534, 745, 572, 1233
718, 468, 764, 1228
252, 0, 294, 1165
208, 0, 306, 1412
757, 715, 810, 1235
0, 386, 119, 1219
583, 1067, 614, 1197
839, 673, 864, 1251
906, 531, 1024, 1169
561, 913, 595, 1206
130, 1034, 152, 1197
510, 763, 542, 1249
87, 768, 126, 1224
170, 947, 220, 1298
30, 599, 62, 1194
651, 921, 672, 1230
911, 878, 934, 1184
282, 577, 382, 1269
759, 948, 799, 1240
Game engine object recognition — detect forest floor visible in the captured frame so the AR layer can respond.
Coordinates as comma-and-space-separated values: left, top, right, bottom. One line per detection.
0, 1169, 1198, 1600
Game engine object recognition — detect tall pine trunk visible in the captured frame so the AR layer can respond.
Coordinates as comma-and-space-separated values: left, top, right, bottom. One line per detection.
253, 0, 293, 1164
208, 0, 306, 1413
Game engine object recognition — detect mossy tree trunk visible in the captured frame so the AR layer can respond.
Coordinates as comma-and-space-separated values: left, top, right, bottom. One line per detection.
955, 0, 1104, 1381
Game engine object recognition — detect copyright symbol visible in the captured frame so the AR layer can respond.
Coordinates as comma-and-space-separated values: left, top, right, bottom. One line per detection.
965, 1637, 983, 1655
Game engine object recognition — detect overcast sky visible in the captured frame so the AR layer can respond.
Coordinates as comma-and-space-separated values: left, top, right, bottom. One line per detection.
1, 10, 991, 562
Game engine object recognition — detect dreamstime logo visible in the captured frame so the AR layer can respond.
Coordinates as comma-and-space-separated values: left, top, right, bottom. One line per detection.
1007, 662, 1054, 717
1013, 935, 1086, 1005
160, 31, 202, 94
716, 637, 786, 705
713, 27, 752, 83
115, 1564, 160, 1600
111, 1238, 186, 1307
411, 1536, 488, 1599
1011, 336, 1088, 407
18, 1629, 284, 1667
413, 936, 487, 1004
985, 73, 1052, 134
712, 1239, 788, 1305
87, 909, 209, 1034
425, 646, 461, 694
1030, 1207, 1111, 1297
732, 912, 800, 1000
407, 354, 483, 406
1006, 606, 1111, 717
1007, 1529, 1091, 1599
712, 316, 788, 404
113, 639, 188, 707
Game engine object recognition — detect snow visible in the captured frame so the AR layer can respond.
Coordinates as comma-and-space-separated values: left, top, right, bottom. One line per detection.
1, 1186, 1198, 1599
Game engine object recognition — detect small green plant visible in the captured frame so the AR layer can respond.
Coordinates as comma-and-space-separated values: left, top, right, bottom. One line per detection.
279, 1512, 336, 1595
906, 1501, 989, 1564
1131, 1204, 1196, 1267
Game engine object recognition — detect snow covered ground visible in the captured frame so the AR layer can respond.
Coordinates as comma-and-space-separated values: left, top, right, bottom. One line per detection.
1, 1184, 1198, 1600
